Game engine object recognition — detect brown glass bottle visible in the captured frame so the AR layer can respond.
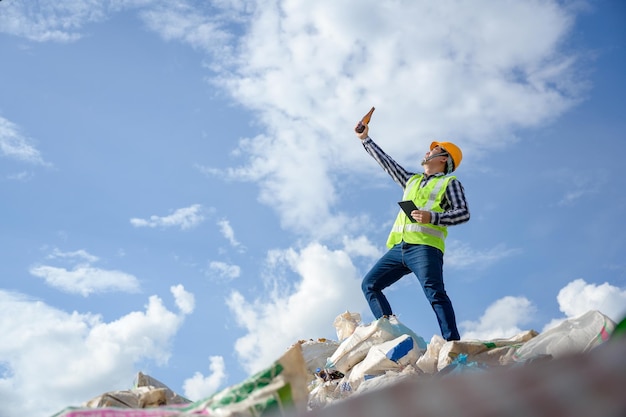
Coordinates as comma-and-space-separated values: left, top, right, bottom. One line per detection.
355, 107, 375, 133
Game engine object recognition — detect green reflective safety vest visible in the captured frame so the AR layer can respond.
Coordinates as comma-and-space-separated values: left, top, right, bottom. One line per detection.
386, 174, 455, 252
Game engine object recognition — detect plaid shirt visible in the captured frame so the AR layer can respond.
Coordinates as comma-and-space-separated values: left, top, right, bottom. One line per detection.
362, 136, 470, 227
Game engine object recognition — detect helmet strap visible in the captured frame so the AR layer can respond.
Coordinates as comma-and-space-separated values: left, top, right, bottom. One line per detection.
421, 152, 449, 165
446, 157, 454, 174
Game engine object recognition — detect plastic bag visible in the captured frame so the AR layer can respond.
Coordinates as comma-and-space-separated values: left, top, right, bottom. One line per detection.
326, 316, 426, 374
513, 310, 615, 362
299, 338, 340, 378
415, 334, 446, 374
333, 311, 362, 341
345, 334, 421, 391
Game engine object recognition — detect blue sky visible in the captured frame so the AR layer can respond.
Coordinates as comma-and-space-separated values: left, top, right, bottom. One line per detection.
1, 0, 626, 416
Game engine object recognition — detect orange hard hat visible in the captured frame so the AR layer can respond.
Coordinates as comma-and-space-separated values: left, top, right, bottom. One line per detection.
430, 141, 463, 173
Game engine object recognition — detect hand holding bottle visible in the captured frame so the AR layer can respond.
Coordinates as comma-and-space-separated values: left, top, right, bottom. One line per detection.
355, 107, 375, 138
355, 107, 374, 133
355, 121, 369, 140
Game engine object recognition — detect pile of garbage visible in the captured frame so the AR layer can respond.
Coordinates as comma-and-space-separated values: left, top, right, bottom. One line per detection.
52, 309, 625, 417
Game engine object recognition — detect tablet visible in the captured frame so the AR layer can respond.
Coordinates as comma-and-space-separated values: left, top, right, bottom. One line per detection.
398, 200, 419, 223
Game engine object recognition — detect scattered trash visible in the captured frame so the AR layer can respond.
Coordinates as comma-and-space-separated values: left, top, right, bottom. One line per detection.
53, 343, 309, 417
302, 329, 626, 417
325, 315, 426, 374
51, 310, 624, 417
314, 368, 345, 382
79, 372, 190, 409
438, 353, 486, 375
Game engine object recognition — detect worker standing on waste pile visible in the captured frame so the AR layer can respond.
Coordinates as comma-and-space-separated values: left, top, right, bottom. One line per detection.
355, 120, 470, 341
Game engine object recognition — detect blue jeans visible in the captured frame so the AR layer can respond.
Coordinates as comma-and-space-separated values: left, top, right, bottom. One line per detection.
362, 242, 460, 341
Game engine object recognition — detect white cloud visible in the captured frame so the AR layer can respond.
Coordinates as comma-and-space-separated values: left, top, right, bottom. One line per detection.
0, 287, 192, 417
0, 0, 106, 42
130, 204, 205, 230
47, 248, 99, 263
171, 284, 195, 315
0, 116, 49, 165
460, 296, 536, 340
341, 235, 382, 259
0, 0, 174, 43
29, 264, 141, 296
542, 278, 626, 331
182, 356, 227, 401
30, 248, 141, 296
208, 261, 241, 281
445, 240, 522, 269
191, 0, 583, 241
217, 219, 243, 249
226, 241, 367, 374
138, 1, 233, 55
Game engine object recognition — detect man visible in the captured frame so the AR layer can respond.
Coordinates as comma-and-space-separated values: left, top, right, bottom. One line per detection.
356, 122, 470, 341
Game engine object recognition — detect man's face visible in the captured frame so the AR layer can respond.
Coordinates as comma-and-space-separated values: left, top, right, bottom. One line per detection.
424, 146, 448, 161
420, 145, 450, 172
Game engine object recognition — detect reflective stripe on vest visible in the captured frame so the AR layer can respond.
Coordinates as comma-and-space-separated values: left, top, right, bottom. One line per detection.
389, 223, 446, 239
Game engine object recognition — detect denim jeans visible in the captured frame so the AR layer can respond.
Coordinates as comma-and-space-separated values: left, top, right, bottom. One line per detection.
362, 242, 460, 341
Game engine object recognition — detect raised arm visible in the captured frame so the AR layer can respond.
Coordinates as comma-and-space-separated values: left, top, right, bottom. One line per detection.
356, 123, 414, 188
